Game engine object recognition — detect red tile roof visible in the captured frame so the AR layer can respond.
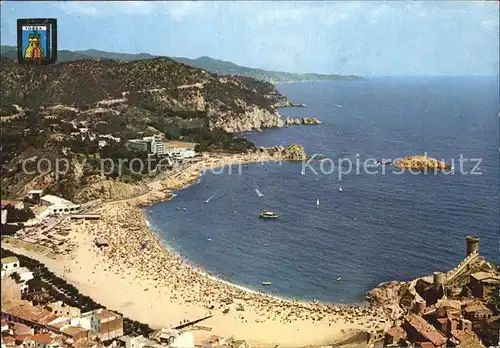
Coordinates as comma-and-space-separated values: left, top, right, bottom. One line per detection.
418, 342, 436, 348
14, 335, 31, 342
451, 330, 475, 343
387, 326, 407, 339
30, 333, 56, 345
405, 314, 447, 347
2, 299, 60, 326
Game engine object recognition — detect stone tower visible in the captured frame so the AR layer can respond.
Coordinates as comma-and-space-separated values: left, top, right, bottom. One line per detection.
433, 271, 445, 290
466, 235, 479, 256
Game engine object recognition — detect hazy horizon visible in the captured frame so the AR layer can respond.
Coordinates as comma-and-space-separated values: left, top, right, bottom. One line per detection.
1, 1, 498, 77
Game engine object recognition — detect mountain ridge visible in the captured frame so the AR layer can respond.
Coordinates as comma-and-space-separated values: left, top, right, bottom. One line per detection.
1, 45, 363, 84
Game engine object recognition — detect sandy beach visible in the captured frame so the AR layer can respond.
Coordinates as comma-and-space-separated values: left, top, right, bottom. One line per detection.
5, 152, 391, 347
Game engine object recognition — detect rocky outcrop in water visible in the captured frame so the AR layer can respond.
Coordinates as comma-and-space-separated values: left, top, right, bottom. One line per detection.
394, 155, 452, 170
285, 117, 322, 126
265, 143, 307, 161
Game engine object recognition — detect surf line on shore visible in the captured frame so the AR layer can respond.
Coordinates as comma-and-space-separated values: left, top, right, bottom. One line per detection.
141, 210, 297, 303
140, 197, 366, 308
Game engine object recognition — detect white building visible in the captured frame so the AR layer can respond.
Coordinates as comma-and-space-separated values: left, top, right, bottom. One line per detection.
169, 331, 194, 348
1, 209, 6, 224
40, 195, 80, 215
127, 136, 165, 155
201, 336, 229, 348
1, 257, 33, 293
163, 141, 197, 159
27, 189, 44, 201
68, 316, 92, 330
150, 328, 194, 348
1, 256, 20, 273
80, 308, 123, 341
46, 301, 81, 317
23, 333, 61, 348
123, 335, 160, 348
99, 134, 121, 143
1, 200, 25, 210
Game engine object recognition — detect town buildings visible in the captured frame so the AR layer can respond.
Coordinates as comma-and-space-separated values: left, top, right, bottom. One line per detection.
467, 271, 500, 299
402, 314, 447, 348
127, 135, 165, 155
126, 136, 197, 159
1, 257, 33, 293
0, 200, 25, 210
149, 328, 194, 348
22, 333, 61, 348
162, 141, 196, 159
1, 299, 124, 346
27, 190, 44, 202
45, 302, 81, 318
383, 236, 499, 348
80, 309, 123, 341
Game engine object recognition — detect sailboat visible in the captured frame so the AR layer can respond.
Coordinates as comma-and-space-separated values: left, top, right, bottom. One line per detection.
205, 194, 214, 203
339, 186, 343, 193
316, 198, 320, 207
301, 168, 305, 176
255, 189, 264, 197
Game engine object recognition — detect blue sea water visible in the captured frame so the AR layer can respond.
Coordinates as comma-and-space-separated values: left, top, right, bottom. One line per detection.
145, 77, 499, 303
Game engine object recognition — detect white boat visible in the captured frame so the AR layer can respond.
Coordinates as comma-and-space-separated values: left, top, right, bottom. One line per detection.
301, 169, 305, 176
339, 186, 343, 193
207, 238, 212, 242
334, 104, 343, 108
205, 194, 214, 203
261, 281, 272, 286
336, 277, 342, 281
316, 198, 320, 207
255, 189, 264, 197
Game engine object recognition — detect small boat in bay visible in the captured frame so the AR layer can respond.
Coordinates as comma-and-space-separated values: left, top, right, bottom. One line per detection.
262, 281, 272, 286
259, 211, 278, 219
339, 186, 343, 193
205, 193, 214, 203
316, 198, 320, 207
255, 188, 264, 197
336, 277, 342, 281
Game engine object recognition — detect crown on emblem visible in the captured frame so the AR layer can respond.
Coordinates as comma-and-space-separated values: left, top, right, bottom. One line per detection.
28, 32, 41, 42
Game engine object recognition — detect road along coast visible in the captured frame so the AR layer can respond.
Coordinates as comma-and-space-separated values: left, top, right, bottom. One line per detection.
3, 148, 391, 347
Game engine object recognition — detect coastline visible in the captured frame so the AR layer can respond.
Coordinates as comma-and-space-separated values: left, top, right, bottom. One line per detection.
142, 211, 368, 308
4, 151, 391, 347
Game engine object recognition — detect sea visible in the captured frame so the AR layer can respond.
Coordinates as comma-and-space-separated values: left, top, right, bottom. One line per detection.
144, 76, 499, 303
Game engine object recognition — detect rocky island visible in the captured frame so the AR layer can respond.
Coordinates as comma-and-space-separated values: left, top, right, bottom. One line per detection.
394, 155, 452, 170
285, 116, 322, 126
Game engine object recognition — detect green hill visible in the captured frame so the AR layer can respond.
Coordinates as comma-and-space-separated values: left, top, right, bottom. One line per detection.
1, 45, 362, 83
